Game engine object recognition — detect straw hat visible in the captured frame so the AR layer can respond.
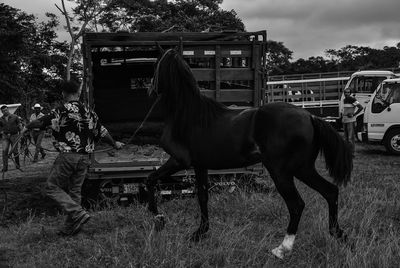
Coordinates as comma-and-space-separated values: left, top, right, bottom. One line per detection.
32, 103, 43, 110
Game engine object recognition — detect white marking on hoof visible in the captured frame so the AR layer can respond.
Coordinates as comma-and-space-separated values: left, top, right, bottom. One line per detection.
271, 234, 296, 259
271, 245, 285, 259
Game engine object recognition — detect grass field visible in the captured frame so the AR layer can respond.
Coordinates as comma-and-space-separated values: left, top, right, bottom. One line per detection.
0, 141, 399, 267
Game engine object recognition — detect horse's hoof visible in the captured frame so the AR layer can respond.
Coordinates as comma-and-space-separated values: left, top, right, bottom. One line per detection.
271, 245, 291, 260
271, 245, 292, 260
190, 231, 201, 242
154, 214, 165, 231
190, 230, 208, 242
330, 228, 348, 243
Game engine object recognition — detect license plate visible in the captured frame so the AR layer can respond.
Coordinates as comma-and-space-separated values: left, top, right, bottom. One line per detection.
123, 184, 139, 194
160, 190, 172, 195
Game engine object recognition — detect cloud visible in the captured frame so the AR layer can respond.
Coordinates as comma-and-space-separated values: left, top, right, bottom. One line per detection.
3, 0, 400, 60
2, 0, 74, 41
221, 0, 400, 59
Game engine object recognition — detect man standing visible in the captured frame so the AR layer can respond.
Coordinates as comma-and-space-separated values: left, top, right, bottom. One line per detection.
29, 103, 46, 162
0, 105, 22, 172
24, 80, 123, 236
342, 88, 363, 155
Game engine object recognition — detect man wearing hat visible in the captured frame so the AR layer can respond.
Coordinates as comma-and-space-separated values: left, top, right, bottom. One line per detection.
0, 105, 22, 172
29, 103, 46, 162
23, 80, 124, 236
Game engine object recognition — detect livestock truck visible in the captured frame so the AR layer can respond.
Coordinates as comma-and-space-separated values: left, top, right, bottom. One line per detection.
81, 31, 267, 204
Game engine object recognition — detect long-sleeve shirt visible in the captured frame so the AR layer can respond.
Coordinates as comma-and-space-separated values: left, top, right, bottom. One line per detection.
0, 114, 22, 135
29, 112, 45, 131
29, 101, 108, 154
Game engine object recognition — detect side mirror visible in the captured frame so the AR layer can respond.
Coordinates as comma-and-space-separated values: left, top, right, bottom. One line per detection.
387, 106, 392, 112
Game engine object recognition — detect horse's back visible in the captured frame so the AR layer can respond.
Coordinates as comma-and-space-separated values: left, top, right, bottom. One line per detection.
254, 102, 315, 169
256, 102, 312, 130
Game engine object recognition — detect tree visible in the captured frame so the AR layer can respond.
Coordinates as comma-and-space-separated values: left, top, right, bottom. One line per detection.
97, 0, 244, 32
55, 0, 109, 81
325, 45, 400, 71
0, 4, 68, 117
266, 40, 293, 75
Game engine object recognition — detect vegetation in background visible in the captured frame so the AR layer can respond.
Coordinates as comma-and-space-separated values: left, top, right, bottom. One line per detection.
2, 0, 400, 113
0, 4, 70, 117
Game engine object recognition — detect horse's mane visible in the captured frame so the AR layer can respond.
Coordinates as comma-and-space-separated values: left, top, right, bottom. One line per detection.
153, 49, 228, 142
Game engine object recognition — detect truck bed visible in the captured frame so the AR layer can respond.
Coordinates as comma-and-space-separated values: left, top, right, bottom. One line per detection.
94, 144, 169, 165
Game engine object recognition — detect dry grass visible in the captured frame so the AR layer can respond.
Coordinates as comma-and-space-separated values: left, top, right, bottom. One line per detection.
0, 142, 399, 267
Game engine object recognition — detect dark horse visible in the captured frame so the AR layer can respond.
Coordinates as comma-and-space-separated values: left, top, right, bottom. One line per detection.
146, 49, 353, 259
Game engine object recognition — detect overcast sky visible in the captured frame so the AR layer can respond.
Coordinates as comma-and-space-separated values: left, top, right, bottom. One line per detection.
3, 0, 400, 59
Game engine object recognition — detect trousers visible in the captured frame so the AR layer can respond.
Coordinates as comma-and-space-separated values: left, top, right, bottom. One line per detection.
46, 152, 90, 217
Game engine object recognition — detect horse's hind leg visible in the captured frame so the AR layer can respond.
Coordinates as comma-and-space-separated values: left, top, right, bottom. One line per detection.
191, 168, 209, 242
295, 167, 345, 239
268, 169, 305, 259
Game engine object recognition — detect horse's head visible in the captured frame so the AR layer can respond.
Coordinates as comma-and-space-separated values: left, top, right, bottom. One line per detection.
149, 48, 172, 97
149, 48, 197, 99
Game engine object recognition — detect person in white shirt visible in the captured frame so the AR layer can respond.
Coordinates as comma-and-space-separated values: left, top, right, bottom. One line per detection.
29, 103, 46, 162
342, 89, 363, 156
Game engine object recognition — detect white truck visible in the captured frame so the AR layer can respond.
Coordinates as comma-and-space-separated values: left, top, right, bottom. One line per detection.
358, 78, 400, 154
338, 70, 397, 131
267, 70, 396, 130
0, 103, 21, 116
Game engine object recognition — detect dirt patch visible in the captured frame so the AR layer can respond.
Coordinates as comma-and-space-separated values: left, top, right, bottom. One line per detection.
0, 137, 60, 225
0, 248, 11, 268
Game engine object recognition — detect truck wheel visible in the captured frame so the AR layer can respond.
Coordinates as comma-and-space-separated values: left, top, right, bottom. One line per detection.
384, 129, 400, 155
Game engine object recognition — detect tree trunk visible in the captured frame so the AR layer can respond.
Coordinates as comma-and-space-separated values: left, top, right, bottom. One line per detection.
66, 40, 76, 81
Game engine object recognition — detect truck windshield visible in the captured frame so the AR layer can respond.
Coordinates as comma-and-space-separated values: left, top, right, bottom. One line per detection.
372, 83, 400, 113
348, 76, 387, 94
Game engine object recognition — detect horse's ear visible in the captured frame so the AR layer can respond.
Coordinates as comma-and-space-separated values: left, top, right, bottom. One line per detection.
174, 45, 181, 55
156, 42, 165, 56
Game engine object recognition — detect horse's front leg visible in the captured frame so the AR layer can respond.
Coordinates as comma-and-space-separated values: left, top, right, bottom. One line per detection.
146, 157, 185, 230
191, 168, 209, 242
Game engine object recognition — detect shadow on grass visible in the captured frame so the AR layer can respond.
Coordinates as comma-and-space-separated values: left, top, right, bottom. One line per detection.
357, 148, 390, 156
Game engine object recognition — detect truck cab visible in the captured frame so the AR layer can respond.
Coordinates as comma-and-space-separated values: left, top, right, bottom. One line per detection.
358, 78, 400, 154
338, 70, 396, 131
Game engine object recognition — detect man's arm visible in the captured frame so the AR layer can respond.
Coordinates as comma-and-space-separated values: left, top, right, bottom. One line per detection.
354, 103, 364, 117
23, 113, 54, 133
29, 114, 35, 123
17, 116, 24, 132
102, 128, 123, 149
97, 125, 123, 149
92, 110, 123, 149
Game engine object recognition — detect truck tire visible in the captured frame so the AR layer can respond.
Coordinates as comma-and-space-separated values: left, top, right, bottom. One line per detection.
384, 129, 400, 155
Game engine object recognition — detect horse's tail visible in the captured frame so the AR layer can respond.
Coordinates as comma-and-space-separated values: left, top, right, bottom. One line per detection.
311, 116, 353, 186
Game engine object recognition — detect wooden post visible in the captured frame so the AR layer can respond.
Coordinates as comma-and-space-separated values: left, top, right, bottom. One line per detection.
215, 45, 221, 101
252, 42, 260, 107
